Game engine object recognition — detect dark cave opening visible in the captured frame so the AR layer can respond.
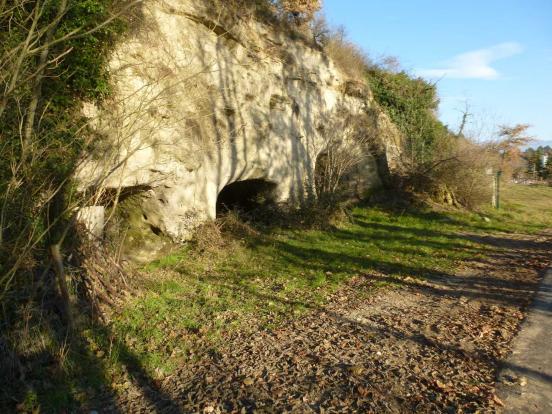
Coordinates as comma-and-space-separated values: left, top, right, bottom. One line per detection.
216, 179, 277, 217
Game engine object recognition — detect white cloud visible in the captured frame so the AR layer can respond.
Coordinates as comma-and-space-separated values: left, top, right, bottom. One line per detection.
418, 42, 523, 80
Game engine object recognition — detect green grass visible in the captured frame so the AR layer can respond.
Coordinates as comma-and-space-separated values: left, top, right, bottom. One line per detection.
444, 183, 552, 234
105, 210, 479, 377
489, 183, 552, 231
103, 183, 550, 379
11, 183, 549, 412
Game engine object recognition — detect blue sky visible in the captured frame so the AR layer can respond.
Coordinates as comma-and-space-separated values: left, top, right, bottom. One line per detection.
323, 0, 552, 147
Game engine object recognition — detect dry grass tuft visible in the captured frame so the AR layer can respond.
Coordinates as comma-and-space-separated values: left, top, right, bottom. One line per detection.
325, 33, 371, 80
219, 210, 260, 238
189, 211, 260, 256
190, 220, 226, 254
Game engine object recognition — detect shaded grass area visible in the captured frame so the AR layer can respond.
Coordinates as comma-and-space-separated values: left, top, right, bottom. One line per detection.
4, 184, 550, 412
106, 184, 551, 380
106, 208, 486, 379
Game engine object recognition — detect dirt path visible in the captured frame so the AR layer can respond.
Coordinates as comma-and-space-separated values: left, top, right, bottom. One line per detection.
96, 231, 551, 413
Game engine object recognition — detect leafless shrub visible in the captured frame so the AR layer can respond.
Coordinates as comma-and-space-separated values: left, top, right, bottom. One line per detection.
377, 55, 402, 73
324, 28, 372, 80
279, 0, 321, 23
435, 138, 496, 208
190, 220, 226, 254
402, 136, 497, 209
204, 0, 277, 23
72, 235, 136, 320
189, 210, 260, 257
310, 13, 330, 46
204, 0, 320, 28
218, 210, 260, 238
0, 0, 145, 312
315, 108, 382, 202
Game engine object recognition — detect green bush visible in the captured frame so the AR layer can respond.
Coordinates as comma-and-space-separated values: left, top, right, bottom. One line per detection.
0, 0, 128, 290
0, 1, 130, 409
366, 67, 448, 167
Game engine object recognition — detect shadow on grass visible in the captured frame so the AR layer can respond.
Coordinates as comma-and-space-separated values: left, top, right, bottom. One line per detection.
88, 323, 183, 413
355, 201, 548, 235
0, 282, 121, 413
7, 206, 544, 411
0, 280, 182, 413
140, 257, 551, 411
103, 205, 551, 409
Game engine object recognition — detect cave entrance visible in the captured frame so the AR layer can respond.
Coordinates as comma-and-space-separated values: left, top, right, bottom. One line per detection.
216, 179, 277, 217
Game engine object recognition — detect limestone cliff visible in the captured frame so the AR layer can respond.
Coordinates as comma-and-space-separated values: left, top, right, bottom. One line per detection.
76, 0, 401, 250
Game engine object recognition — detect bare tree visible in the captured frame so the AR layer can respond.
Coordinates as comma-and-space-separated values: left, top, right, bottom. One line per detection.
488, 123, 534, 178
456, 101, 472, 137
315, 108, 380, 200
310, 12, 330, 46
0, 0, 143, 317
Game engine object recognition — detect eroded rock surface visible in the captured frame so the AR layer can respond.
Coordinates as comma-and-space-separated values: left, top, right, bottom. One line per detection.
77, 0, 401, 245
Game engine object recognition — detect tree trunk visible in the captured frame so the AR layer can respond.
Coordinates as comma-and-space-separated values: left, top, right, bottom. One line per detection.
50, 243, 73, 331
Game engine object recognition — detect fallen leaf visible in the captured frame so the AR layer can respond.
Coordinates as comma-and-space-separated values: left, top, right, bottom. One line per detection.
492, 394, 505, 407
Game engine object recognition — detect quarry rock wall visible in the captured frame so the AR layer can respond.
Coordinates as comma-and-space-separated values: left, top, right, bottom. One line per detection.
76, 0, 401, 251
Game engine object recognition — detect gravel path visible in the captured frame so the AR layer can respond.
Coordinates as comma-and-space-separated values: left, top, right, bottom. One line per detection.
95, 232, 551, 413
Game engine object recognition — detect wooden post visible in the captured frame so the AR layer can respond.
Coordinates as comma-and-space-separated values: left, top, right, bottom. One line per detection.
487, 167, 496, 208
492, 171, 502, 210
496, 171, 502, 209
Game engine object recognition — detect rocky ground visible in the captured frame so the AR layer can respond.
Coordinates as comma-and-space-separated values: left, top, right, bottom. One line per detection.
94, 231, 551, 413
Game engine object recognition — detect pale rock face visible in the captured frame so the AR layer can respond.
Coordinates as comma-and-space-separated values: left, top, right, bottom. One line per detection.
76, 0, 401, 243
76, 206, 105, 240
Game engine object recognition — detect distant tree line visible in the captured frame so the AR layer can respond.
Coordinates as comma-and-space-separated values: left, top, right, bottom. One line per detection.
522, 146, 552, 180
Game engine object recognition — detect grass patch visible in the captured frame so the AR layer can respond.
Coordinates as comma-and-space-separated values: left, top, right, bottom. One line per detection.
5, 184, 549, 411
106, 184, 550, 378
108, 208, 483, 376
445, 183, 552, 234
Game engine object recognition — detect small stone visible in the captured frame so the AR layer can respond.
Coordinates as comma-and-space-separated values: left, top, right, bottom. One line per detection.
519, 377, 527, 386
435, 380, 448, 390
349, 365, 364, 376
243, 377, 254, 386
498, 328, 510, 338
